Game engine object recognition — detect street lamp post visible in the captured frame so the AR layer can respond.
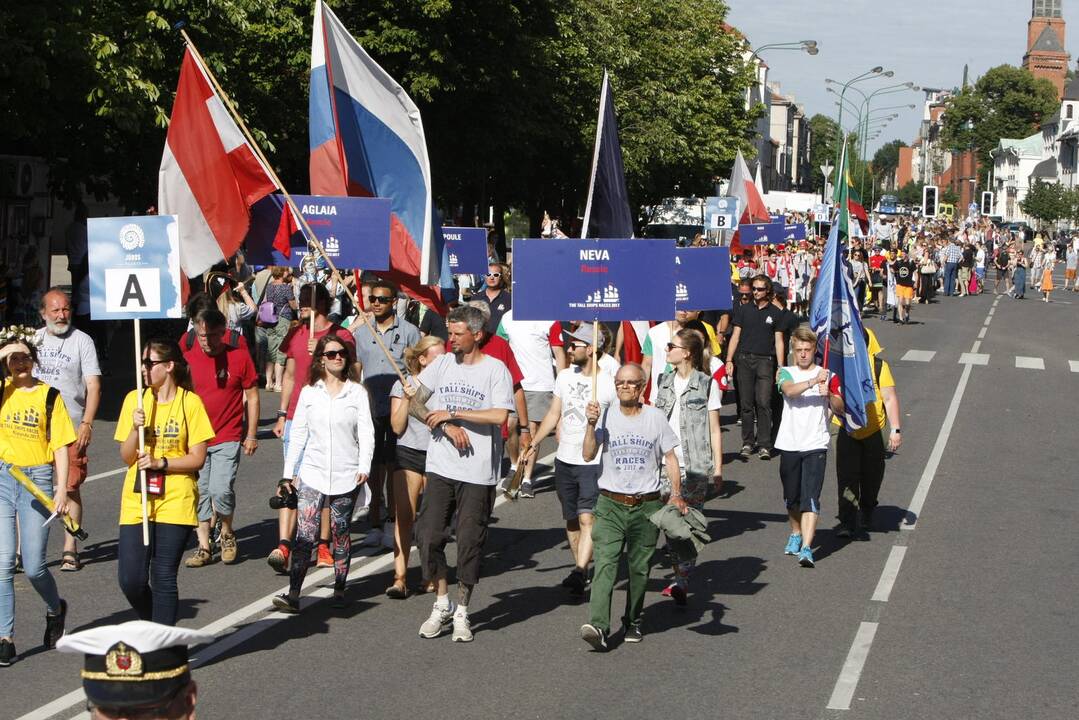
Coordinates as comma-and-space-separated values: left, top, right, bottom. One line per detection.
826, 68, 887, 176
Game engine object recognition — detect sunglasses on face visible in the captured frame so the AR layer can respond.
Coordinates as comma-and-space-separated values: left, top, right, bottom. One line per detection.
367, 295, 393, 304
141, 358, 167, 369
321, 349, 347, 360
486, 272, 501, 278
752, 287, 768, 293
666, 343, 684, 351
614, 379, 643, 387
568, 342, 588, 350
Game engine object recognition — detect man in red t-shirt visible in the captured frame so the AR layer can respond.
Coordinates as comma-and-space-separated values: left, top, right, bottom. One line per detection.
181, 307, 259, 568
268, 283, 355, 574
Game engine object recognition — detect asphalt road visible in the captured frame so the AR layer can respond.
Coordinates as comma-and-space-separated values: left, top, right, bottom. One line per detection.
6, 277, 1077, 720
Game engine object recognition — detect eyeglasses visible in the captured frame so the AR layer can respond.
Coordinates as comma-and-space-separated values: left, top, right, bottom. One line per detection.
567, 342, 589, 350
752, 287, 768, 293
614, 379, 644, 387
367, 295, 393, 304
665, 343, 684, 351
141, 358, 167, 369
321, 349, 347, 360
486, 272, 502, 278
739, 293, 751, 299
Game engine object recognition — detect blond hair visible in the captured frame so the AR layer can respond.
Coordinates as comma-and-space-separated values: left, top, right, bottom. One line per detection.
403, 335, 445, 376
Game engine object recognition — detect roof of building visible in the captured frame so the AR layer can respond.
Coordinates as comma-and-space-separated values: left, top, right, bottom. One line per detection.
1064, 75, 1079, 101
1031, 157, 1058, 178
998, 134, 1044, 157
1030, 25, 1066, 54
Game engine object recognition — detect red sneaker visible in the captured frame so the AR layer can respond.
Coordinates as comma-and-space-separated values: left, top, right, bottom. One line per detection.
317, 544, 333, 568
267, 544, 290, 574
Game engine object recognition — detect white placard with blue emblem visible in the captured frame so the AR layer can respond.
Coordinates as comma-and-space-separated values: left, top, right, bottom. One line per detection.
88, 215, 182, 320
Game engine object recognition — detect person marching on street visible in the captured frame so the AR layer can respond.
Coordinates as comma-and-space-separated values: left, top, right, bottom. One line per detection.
180, 307, 259, 568
410, 306, 514, 642
33, 288, 101, 572
775, 327, 845, 568
0, 329, 76, 666
272, 336, 374, 613
580, 363, 686, 651
525, 323, 617, 596
115, 339, 214, 626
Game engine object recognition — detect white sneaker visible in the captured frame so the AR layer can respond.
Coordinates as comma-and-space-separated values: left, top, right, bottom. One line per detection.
361, 528, 384, 547
452, 609, 473, 642
381, 522, 396, 550
419, 600, 456, 638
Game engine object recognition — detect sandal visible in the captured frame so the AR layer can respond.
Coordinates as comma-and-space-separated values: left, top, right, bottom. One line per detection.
385, 576, 409, 599
60, 551, 81, 572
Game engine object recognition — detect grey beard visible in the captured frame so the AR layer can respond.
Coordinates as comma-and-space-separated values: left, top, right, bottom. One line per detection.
46, 320, 71, 336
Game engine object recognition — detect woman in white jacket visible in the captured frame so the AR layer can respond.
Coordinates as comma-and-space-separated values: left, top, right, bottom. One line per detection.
273, 336, 374, 613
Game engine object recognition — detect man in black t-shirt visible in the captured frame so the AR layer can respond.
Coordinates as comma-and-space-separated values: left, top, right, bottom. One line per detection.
725, 276, 784, 460
994, 249, 1010, 295
891, 251, 916, 325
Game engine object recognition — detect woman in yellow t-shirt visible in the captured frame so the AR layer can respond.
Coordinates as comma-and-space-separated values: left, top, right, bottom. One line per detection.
0, 331, 76, 666
114, 338, 214, 626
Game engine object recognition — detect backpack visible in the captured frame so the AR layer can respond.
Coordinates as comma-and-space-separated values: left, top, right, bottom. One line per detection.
257, 282, 279, 325
180, 328, 242, 352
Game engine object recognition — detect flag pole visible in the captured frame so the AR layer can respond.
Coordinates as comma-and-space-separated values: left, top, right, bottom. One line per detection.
178, 29, 407, 386
133, 318, 150, 546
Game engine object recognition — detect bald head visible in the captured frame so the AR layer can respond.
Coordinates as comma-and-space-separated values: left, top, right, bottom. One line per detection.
40, 288, 73, 336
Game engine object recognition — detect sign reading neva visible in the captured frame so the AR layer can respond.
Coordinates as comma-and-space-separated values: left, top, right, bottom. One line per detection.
675, 246, 732, 310
738, 222, 788, 246
244, 194, 391, 270
512, 239, 675, 321
88, 215, 182, 320
442, 227, 489, 275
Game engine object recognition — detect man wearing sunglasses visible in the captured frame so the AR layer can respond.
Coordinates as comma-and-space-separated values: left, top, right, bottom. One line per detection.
475, 263, 511, 334
352, 280, 420, 549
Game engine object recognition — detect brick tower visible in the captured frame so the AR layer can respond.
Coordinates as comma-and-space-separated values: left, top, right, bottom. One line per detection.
1023, 0, 1070, 99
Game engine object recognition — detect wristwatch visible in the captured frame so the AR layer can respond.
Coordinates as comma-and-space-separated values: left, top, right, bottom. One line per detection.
891, 428, 901, 434
276, 410, 287, 419
449, 408, 458, 420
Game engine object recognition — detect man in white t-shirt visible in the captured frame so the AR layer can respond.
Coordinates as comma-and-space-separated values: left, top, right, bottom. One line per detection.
496, 309, 557, 497
411, 305, 514, 643
774, 327, 844, 569
526, 323, 616, 595
33, 288, 101, 571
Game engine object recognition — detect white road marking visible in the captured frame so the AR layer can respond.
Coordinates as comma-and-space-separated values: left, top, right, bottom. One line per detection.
977, 327, 987, 339
826, 622, 880, 710
871, 546, 908, 603
958, 352, 989, 366
983, 316, 992, 326
900, 349, 936, 362
987, 308, 995, 316
83, 466, 125, 483
1069, 361, 1079, 373
18, 452, 557, 720
1015, 356, 1045, 370
970, 341, 981, 354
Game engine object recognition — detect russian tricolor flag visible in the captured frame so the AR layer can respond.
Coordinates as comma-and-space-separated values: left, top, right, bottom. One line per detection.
309, 0, 449, 309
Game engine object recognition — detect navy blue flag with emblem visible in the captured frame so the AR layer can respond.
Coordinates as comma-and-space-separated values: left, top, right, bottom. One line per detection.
581, 70, 634, 239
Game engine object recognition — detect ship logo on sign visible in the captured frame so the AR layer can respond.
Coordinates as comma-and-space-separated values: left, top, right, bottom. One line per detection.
449, 253, 459, 267
571, 284, 621, 309
324, 236, 340, 255
675, 283, 689, 303
118, 223, 145, 251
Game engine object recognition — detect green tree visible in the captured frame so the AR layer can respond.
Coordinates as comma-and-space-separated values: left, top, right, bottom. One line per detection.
896, 179, 924, 206
941, 65, 1059, 169
1021, 179, 1069, 227
871, 139, 907, 190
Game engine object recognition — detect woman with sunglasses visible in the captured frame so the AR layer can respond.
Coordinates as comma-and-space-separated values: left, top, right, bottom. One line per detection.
273, 336, 374, 612
0, 331, 77, 666
114, 339, 214, 626
653, 328, 723, 605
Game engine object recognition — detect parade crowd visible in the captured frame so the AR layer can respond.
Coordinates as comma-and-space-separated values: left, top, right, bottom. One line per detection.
0, 208, 1058, 692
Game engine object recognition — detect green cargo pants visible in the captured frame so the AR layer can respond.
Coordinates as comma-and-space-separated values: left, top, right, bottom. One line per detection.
588, 494, 664, 633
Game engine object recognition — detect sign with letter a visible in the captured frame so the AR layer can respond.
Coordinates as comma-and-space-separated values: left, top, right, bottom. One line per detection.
88, 215, 182, 320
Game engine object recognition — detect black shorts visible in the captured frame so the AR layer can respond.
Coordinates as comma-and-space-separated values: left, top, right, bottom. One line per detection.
554, 459, 601, 520
779, 449, 827, 514
395, 444, 427, 474
372, 415, 398, 466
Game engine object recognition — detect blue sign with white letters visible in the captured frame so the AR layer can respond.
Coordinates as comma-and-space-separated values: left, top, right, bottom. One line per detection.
442, 227, 489, 275
512, 239, 676, 321
244, 194, 391, 270
784, 224, 807, 242
770, 214, 786, 224
88, 215, 182, 320
738, 222, 788, 246
675, 246, 732, 311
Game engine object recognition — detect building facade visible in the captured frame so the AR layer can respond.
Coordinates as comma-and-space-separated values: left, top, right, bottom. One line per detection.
1023, 0, 1070, 99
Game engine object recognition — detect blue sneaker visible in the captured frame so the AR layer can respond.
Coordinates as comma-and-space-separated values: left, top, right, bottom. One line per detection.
784, 533, 802, 556
798, 546, 815, 568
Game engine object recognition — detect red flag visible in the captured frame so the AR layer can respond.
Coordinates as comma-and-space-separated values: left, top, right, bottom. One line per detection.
728, 150, 770, 256
273, 203, 298, 258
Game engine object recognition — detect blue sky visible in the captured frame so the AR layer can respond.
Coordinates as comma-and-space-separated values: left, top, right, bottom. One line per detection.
726, 0, 1058, 154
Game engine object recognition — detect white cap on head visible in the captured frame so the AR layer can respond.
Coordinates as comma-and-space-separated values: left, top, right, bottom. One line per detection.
56, 620, 213, 656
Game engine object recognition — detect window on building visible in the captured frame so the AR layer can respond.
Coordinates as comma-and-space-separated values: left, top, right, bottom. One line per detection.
1067, 104, 1073, 119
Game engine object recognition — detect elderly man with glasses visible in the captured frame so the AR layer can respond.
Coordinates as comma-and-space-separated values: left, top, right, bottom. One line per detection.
352, 280, 421, 550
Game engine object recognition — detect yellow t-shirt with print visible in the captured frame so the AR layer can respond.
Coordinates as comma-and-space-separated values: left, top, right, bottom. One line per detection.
113, 388, 215, 527
0, 381, 76, 466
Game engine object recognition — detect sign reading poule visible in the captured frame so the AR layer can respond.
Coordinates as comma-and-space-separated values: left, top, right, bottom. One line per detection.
675, 246, 732, 310
88, 215, 182, 320
244, 194, 391, 270
442, 227, 489, 275
738, 222, 788, 246
512, 239, 675, 321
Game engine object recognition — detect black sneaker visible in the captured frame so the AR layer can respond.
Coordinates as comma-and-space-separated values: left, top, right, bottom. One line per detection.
562, 569, 586, 596
580, 623, 609, 652
758, 447, 772, 461
43, 599, 67, 649
739, 444, 752, 460
0, 639, 15, 666
272, 594, 300, 614
835, 524, 853, 539
623, 623, 643, 643
519, 481, 535, 499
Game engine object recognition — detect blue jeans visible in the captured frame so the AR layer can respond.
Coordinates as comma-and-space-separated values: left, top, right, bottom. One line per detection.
0, 462, 62, 638
117, 522, 192, 626
943, 262, 959, 296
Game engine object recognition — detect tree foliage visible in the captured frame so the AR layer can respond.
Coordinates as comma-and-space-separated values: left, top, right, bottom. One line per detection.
941, 65, 1059, 169
871, 139, 906, 190
1020, 179, 1069, 226
896, 179, 924, 206
1, 0, 759, 236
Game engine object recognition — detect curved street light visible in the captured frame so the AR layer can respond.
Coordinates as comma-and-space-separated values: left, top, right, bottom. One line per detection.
826, 68, 887, 172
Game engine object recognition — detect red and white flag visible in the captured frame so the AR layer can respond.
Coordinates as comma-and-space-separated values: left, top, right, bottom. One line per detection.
158, 48, 278, 278
728, 150, 770, 255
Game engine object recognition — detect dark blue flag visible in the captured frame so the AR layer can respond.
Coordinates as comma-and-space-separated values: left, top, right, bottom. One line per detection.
581, 70, 634, 239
